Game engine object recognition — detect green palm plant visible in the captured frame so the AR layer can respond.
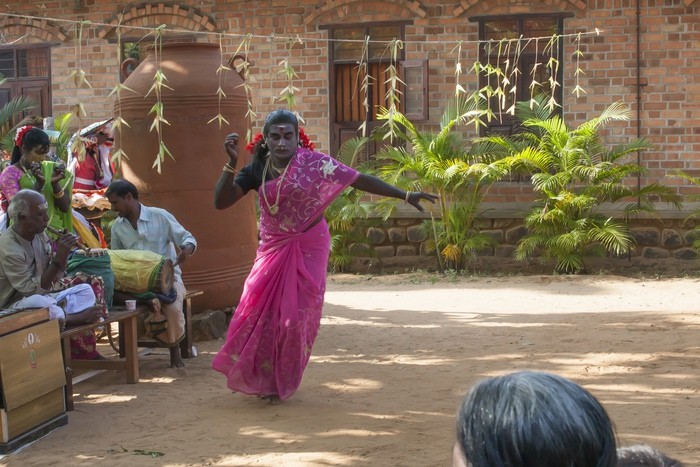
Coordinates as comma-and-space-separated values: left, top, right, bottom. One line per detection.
326, 136, 375, 272
49, 112, 75, 162
374, 93, 508, 271
484, 96, 681, 273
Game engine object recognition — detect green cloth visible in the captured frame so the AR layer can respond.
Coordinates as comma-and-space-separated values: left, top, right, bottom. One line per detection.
66, 253, 114, 308
19, 160, 74, 234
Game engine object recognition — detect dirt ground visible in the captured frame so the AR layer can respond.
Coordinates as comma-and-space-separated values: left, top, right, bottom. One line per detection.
2, 262, 700, 466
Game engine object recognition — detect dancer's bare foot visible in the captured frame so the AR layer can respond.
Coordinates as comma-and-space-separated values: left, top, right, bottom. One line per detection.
258, 395, 281, 405
169, 346, 185, 368
66, 305, 107, 325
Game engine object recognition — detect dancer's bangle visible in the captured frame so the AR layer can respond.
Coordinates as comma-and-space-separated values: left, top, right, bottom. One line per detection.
52, 189, 65, 199
222, 164, 237, 174
404, 191, 411, 203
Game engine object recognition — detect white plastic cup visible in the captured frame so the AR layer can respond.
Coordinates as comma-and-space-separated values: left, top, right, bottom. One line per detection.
125, 300, 136, 311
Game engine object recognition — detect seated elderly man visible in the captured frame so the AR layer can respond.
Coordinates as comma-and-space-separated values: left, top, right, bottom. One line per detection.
0, 189, 105, 330
453, 371, 617, 467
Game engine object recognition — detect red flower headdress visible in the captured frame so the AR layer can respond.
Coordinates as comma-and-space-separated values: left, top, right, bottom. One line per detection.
298, 128, 315, 151
14, 125, 33, 147
245, 127, 316, 154
245, 133, 264, 153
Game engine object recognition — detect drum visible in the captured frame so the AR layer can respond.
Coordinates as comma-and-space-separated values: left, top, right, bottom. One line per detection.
107, 249, 174, 294
67, 248, 114, 307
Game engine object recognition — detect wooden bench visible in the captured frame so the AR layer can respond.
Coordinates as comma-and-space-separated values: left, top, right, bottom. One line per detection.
60, 306, 146, 411
60, 289, 204, 410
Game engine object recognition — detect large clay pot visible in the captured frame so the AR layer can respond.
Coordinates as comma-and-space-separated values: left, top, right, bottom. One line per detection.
114, 43, 257, 311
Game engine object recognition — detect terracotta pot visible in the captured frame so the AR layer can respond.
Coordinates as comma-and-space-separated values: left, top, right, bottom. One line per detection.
114, 43, 257, 311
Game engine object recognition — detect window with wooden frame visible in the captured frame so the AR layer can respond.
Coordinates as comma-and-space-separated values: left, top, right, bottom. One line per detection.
0, 45, 51, 119
326, 22, 428, 160
472, 14, 570, 137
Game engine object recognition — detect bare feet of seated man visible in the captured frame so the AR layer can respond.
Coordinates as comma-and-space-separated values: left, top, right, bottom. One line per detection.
61, 304, 107, 326
149, 298, 185, 369
169, 346, 184, 369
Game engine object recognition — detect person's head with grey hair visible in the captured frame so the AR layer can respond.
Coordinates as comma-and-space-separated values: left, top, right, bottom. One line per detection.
8, 189, 49, 235
454, 371, 617, 467
616, 445, 684, 467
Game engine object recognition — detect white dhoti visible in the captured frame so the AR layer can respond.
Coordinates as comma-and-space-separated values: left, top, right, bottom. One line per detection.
11, 283, 97, 320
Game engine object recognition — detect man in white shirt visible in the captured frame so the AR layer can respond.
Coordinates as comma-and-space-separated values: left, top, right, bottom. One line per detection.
106, 179, 196, 368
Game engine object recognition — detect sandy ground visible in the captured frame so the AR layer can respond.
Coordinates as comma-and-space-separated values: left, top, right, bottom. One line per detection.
2, 272, 699, 466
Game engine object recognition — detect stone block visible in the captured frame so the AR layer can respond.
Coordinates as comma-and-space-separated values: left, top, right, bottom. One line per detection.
662, 229, 683, 248
610, 248, 635, 258
396, 218, 417, 226
191, 310, 228, 342
505, 225, 528, 244
476, 247, 495, 257
396, 245, 417, 256
495, 244, 517, 258
481, 229, 504, 243
641, 247, 670, 259
366, 227, 386, 244
674, 247, 698, 260
407, 225, 428, 243
349, 242, 371, 256
374, 245, 396, 258
493, 218, 515, 229
631, 227, 660, 246
474, 219, 491, 229
683, 229, 700, 245
388, 227, 407, 242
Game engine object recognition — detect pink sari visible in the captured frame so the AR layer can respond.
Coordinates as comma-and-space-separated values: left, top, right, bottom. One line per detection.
212, 148, 359, 400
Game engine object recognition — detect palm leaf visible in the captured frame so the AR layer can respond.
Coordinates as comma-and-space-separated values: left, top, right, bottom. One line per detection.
500, 97, 681, 273
335, 136, 368, 168
0, 96, 37, 148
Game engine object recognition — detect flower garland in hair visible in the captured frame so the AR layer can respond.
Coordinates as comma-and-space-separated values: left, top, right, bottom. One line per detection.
14, 125, 33, 147
245, 133, 264, 153
245, 128, 315, 154
298, 128, 315, 151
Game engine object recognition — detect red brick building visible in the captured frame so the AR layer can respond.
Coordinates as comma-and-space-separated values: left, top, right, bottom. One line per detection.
1, 0, 698, 269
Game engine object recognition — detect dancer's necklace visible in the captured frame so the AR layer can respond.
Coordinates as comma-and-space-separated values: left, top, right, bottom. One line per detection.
261, 155, 291, 216
270, 157, 287, 173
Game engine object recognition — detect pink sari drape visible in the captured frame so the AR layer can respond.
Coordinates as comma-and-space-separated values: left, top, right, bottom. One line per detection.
212, 149, 359, 400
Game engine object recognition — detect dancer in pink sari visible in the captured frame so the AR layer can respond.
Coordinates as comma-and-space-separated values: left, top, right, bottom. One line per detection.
212, 110, 436, 402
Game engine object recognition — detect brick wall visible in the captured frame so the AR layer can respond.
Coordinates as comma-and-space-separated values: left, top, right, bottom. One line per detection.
2, 1, 696, 181
1, 0, 699, 268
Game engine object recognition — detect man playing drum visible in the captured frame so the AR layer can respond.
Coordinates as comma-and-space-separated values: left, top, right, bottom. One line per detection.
106, 179, 196, 368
